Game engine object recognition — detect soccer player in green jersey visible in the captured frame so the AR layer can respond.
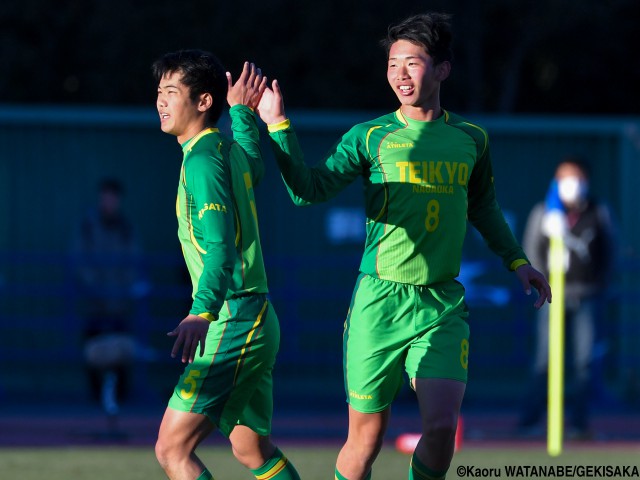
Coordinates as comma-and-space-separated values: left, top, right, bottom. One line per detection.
152, 50, 300, 480
257, 13, 552, 480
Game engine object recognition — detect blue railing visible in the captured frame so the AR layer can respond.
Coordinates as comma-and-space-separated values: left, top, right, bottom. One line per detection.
1, 251, 637, 405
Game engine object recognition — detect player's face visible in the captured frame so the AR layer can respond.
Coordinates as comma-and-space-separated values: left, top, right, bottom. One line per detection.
157, 71, 204, 143
387, 40, 450, 115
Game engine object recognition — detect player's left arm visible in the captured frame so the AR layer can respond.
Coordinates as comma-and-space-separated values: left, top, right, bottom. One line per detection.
467, 144, 526, 267
467, 143, 551, 307
169, 152, 236, 363
188, 153, 235, 318
227, 62, 266, 185
229, 106, 264, 186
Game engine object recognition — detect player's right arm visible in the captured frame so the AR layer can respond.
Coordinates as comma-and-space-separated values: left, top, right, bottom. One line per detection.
229, 105, 264, 185
258, 80, 363, 205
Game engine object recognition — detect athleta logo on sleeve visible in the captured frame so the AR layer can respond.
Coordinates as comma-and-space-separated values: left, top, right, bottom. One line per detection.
198, 202, 227, 219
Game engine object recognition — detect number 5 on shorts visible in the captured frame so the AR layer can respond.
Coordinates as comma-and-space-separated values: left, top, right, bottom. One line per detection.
181, 369, 201, 399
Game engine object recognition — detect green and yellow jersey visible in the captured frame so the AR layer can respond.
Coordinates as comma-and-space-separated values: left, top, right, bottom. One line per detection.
177, 105, 268, 321
268, 109, 528, 286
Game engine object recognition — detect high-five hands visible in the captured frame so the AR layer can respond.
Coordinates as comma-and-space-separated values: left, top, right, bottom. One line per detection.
257, 79, 287, 125
227, 62, 267, 110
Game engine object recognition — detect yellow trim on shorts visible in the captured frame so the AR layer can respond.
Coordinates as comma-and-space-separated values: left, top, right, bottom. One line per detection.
233, 300, 268, 383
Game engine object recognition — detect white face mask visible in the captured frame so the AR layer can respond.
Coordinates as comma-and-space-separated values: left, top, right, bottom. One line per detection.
557, 176, 587, 204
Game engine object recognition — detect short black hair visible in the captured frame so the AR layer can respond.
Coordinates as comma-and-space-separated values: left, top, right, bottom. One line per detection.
381, 13, 453, 65
152, 49, 227, 125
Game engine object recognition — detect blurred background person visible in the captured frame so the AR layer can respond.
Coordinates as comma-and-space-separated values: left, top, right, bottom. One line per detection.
517, 156, 617, 439
70, 178, 148, 422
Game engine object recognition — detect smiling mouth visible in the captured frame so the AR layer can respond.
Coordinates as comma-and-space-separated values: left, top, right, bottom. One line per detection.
398, 85, 414, 95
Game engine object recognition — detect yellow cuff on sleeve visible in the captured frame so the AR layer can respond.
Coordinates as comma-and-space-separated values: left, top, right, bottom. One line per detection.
196, 312, 217, 322
510, 259, 530, 271
267, 119, 291, 133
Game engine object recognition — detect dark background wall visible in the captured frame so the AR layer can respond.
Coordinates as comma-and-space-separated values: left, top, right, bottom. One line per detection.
1, 0, 639, 114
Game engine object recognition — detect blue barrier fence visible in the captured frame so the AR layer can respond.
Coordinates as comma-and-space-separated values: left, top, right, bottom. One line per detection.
1, 250, 637, 409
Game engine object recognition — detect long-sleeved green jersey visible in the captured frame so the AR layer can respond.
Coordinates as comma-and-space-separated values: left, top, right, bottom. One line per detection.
268, 109, 528, 286
177, 105, 268, 321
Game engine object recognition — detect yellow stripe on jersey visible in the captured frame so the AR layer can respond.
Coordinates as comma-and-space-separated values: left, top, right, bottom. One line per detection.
189, 203, 207, 255
233, 203, 241, 247
460, 120, 489, 157
365, 125, 383, 158
395, 109, 408, 126
243, 172, 259, 222
181, 165, 207, 255
233, 300, 268, 384
183, 127, 219, 154
365, 125, 389, 224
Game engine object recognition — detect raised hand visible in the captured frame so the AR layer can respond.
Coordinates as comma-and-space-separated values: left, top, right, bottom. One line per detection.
256, 79, 287, 125
226, 61, 267, 110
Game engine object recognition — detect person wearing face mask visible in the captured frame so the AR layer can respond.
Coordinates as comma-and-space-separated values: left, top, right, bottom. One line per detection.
517, 157, 616, 440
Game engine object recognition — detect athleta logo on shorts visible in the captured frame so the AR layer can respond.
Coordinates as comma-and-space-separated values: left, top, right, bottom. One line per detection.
349, 389, 373, 400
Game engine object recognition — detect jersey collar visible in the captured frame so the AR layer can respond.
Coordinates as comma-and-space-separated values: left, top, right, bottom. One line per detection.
395, 109, 449, 129
182, 127, 220, 154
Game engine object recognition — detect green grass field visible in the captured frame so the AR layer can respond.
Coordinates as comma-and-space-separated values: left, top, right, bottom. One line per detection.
1, 443, 639, 480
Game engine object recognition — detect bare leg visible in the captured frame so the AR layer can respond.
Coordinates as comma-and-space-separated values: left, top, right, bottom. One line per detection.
155, 407, 215, 480
335, 406, 389, 479
413, 378, 466, 472
229, 425, 276, 469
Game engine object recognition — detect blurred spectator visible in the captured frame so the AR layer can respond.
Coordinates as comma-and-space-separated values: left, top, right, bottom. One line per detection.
70, 178, 148, 420
517, 157, 616, 439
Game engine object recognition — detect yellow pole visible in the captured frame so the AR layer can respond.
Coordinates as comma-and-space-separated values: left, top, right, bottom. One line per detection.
547, 234, 565, 456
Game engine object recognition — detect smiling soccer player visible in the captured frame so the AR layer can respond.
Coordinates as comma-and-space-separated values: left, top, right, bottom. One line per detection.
152, 50, 300, 480
257, 12, 551, 480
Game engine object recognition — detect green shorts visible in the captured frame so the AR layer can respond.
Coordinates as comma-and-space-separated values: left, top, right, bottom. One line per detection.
168, 293, 279, 437
343, 273, 470, 413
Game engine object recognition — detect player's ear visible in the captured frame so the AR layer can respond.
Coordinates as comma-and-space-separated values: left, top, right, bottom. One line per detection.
198, 93, 213, 112
436, 61, 451, 82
